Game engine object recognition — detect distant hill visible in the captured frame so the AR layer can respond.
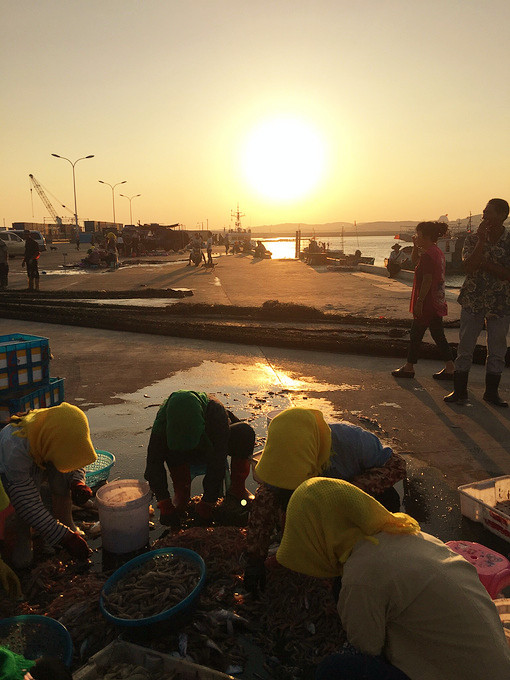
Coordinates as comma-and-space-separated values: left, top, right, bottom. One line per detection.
250, 215, 483, 236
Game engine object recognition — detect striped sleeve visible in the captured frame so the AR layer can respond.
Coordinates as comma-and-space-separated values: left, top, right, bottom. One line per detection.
5, 478, 68, 546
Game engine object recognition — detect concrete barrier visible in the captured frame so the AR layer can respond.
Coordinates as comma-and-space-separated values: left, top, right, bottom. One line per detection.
358, 263, 414, 282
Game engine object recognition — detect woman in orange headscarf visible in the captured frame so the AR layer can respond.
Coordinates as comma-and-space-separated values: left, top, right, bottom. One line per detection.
278, 478, 510, 680
0, 403, 96, 568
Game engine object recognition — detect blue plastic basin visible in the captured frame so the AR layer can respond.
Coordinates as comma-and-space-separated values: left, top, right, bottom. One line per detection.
100, 547, 206, 628
0, 615, 73, 666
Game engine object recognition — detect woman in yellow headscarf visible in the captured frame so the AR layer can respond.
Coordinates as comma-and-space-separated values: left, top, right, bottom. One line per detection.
0, 403, 96, 568
277, 478, 510, 680
0, 478, 21, 598
243, 407, 406, 594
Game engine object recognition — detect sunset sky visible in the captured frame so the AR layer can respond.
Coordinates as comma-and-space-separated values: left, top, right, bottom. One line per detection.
2, 1, 510, 230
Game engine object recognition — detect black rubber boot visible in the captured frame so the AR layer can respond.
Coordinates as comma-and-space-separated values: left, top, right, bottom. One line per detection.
483, 373, 508, 407
444, 371, 469, 405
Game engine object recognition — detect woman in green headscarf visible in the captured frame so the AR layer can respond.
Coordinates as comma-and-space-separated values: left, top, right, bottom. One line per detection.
0, 646, 72, 680
277, 477, 510, 680
144, 391, 255, 526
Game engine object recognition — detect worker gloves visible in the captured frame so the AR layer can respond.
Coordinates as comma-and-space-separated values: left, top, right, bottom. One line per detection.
243, 557, 266, 596
0, 558, 21, 598
61, 530, 90, 561
71, 481, 93, 507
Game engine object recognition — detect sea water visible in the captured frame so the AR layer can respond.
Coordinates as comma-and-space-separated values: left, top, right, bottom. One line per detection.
260, 234, 465, 288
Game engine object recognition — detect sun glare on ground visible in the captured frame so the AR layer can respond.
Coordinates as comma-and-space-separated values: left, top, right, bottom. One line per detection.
241, 116, 326, 202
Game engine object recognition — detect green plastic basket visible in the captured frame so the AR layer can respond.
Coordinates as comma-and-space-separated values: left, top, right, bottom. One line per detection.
85, 449, 116, 487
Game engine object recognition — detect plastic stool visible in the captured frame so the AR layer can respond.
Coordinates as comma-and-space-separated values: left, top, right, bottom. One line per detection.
446, 540, 510, 599
189, 462, 231, 496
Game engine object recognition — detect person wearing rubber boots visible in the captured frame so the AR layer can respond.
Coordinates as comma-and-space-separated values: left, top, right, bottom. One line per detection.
144, 390, 255, 527
445, 198, 510, 407
22, 231, 40, 292
0, 403, 95, 569
243, 407, 406, 595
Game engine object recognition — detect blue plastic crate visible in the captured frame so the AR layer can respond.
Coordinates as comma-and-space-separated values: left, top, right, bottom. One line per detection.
0, 333, 50, 393
0, 377, 65, 424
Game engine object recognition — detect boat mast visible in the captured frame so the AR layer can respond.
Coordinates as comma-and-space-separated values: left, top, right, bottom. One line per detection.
231, 203, 245, 231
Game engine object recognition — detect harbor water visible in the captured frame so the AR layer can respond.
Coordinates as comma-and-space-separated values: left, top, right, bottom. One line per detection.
260, 234, 465, 288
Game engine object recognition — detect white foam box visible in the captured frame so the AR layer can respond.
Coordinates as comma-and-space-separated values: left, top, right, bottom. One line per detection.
458, 475, 510, 542
73, 640, 234, 680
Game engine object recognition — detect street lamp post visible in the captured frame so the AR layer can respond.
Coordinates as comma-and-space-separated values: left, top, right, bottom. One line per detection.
98, 180, 127, 226
51, 153, 94, 238
119, 193, 141, 226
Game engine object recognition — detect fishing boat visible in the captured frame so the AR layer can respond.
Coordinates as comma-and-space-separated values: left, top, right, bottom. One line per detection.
389, 232, 468, 274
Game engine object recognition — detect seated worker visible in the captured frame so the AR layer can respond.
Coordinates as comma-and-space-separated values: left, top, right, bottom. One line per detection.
81, 247, 101, 268
144, 390, 255, 527
0, 403, 95, 569
277, 478, 510, 680
188, 237, 206, 266
387, 243, 403, 277
243, 407, 405, 594
0, 478, 21, 598
253, 241, 268, 258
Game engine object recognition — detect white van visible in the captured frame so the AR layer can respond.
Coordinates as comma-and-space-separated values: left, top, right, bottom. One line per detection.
0, 231, 25, 257
11, 230, 47, 252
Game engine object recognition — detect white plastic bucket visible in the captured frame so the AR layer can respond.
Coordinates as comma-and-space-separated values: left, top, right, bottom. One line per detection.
251, 447, 264, 484
96, 479, 151, 554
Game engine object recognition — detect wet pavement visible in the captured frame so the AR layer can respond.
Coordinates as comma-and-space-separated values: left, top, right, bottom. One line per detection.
4, 242, 463, 320
2, 317, 510, 556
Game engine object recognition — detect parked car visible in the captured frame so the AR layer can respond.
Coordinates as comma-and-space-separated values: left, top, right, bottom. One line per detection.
0, 231, 25, 257
10, 230, 47, 252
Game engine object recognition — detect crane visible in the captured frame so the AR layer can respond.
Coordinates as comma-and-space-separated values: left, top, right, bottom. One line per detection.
29, 174, 66, 226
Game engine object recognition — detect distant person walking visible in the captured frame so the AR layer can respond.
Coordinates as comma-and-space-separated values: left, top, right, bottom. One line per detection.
75, 234, 80, 251
22, 231, 40, 292
106, 233, 118, 269
445, 198, 510, 407
0, 237, 8, 290
392, 222, 454, 380
206, 236, 213, 265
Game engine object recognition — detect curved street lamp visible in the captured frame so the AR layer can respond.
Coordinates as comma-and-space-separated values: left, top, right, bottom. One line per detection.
51, 153, 94, 236
119, 193, 141, 226
98, 180, 127, 225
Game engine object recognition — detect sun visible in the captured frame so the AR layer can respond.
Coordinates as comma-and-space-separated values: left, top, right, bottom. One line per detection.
241, 116, 326, 201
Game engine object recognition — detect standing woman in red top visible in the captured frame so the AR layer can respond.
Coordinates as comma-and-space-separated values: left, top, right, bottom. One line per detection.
392, 221, 455, 379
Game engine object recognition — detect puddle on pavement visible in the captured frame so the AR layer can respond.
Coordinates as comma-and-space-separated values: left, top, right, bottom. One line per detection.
40, 261, 185, 276
85, 360, 352, 487
84, 359, 506, 547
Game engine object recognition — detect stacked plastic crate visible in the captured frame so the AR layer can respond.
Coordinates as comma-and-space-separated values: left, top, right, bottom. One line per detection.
0, 333, 65, 426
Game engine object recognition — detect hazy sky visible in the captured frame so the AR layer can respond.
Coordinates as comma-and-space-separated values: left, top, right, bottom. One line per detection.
2, 1, 510, 230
